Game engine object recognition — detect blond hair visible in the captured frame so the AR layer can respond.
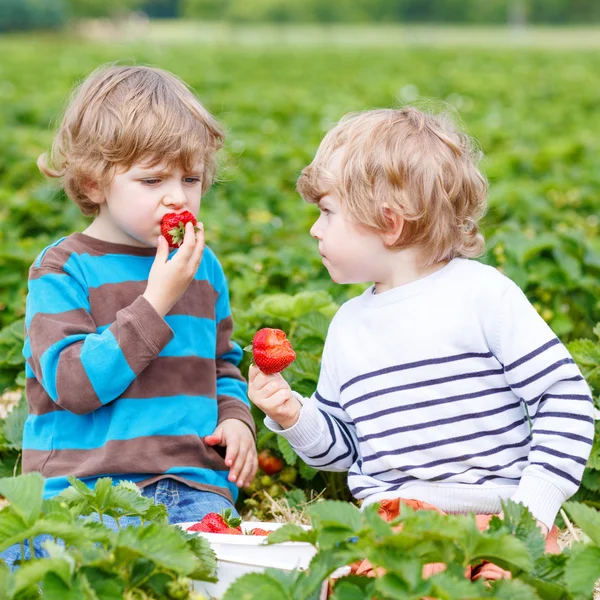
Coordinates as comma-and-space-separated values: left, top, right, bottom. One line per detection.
38, 64, 224, 216
297, 107, 487, 265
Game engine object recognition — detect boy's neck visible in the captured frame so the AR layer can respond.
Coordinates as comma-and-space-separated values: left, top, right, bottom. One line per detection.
373, 247, 449, 294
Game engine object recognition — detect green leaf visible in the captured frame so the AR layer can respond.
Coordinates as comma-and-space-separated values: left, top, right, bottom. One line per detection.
0, 560, 14, 598
13, 557, 74, 595
185, 534, 218, 582
277, 435, 298, 466
0, 472, 44, 526
308, 500, 362, 532
1, 393, 26, 450
330, 577, 375, 600
428, 571, 487, 599
563, 501, 600, 546
488, 578, 542, 600
0, 509, 27, 551
266, 523, 317, 545
284, 488, 307, 509
564, 544, 600, 597
222, 572, 292, 600
471, 534, 532, 572
298, 460, 318, 481
115, 523, 198, 574
0, 319, 25, 367
296, 310, 331, 338
80, 567, 125, 600
567, 339, 600, 367
291, 291, 333, 315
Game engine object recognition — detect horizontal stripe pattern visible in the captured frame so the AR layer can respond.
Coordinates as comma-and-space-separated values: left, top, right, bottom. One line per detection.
274, 261, 595, 524
22, 234, 252, 499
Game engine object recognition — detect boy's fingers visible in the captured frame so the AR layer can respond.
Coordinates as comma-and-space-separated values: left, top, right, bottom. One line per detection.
155, 235, 169, 263
191, 223, 205, 266
204, 427, 223, 446
248, 365, 260, 385
238, 449, 256, 488
176, 222, 195, 260
226, 438, 242, 479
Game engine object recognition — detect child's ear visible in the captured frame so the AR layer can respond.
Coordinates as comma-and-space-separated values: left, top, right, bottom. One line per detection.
81, 179, 104, 205
380, 206, 404, 246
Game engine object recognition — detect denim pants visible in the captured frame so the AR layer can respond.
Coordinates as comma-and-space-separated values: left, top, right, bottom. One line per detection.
0, 478, 236, 569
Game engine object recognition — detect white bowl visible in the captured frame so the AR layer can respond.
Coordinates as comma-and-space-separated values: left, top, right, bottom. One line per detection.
177, 520, 349, 599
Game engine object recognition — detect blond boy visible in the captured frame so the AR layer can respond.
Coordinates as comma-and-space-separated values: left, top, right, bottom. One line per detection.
21, 65, 257, 520
249, 107, 595, 537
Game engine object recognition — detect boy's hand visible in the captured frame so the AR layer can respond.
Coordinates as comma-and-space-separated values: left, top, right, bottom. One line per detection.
143, 221, 204, 318
205, 419, 257, 488
248, 365, 301, 430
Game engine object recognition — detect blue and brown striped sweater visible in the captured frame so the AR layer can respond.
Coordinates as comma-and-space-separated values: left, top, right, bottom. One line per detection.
22, 232, 254, 501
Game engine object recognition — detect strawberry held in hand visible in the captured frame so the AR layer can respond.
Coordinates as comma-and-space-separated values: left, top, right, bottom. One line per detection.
245, 328, 296, 374
161, 211, 198, 247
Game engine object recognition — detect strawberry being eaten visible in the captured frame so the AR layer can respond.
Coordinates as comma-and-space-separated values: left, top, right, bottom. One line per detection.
160, 211, 198, 247
245, 328, 296, 374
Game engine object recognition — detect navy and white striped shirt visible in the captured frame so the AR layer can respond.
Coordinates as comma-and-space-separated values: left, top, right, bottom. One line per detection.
266, 258, 595, 528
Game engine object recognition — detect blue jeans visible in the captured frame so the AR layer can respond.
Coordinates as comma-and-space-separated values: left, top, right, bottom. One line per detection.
0, 478, 236, 569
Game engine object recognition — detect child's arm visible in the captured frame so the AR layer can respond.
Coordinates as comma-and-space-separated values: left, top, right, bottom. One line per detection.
249, 318, 358, 472
25, 226, 202, 414
490, 282, 595, 529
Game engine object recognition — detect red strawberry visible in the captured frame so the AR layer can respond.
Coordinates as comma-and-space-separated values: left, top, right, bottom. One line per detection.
257, 449, 284, 475
223, 527, 243, 535
187, 508, 242, 533
250, 528, 270, 536
160, 211, 198, 248
245, 328, 296, 374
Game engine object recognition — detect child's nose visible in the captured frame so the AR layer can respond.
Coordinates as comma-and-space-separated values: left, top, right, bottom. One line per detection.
310, 220, 322, 240
163, 188, 186, 208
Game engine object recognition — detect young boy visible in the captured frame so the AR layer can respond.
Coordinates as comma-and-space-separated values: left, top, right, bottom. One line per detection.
21, 65, 257, 521
248, 107, 595, 539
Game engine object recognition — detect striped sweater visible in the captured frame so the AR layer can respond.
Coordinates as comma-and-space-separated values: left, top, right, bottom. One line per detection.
266, 258, 595, 528
22, 233, 254, 502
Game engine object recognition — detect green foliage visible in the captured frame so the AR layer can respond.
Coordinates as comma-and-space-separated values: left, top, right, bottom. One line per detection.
0, 31, 599, 515
225, 498, 600, 599
0, 0, 66, 32
182, 0, 600, 24
0, 473, 217, 599
236, 490, 600, 598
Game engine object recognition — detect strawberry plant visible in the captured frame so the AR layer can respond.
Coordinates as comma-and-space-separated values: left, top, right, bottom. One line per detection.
223, 499, 600, 600
0, 473, 217, 599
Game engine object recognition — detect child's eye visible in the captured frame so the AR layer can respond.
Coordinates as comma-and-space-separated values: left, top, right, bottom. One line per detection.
183, 177, 202, 185
321, 208, 331, 215
141, 178, 161, 186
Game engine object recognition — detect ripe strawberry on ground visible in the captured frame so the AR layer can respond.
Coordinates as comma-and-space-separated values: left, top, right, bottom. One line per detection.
250, 528, 270, 536
257, 449, 284, 475
244, 328, 296, 374
160, 211, 198, 247
186, 508, 242, 533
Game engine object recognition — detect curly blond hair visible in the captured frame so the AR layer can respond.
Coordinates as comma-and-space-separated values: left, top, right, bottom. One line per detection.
297, 107, 487, 265
38, 64, 224, 216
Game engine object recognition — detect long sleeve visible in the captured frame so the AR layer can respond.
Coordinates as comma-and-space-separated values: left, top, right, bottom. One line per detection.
23, 263, 173, 415
265, 312, 359, 471
212, 256, 255, 436
490, 282, 595, 528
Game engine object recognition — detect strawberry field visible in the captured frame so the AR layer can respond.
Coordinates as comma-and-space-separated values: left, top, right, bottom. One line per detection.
1, 26, 600, 599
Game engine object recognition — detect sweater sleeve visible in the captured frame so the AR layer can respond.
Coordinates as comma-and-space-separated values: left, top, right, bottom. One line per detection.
211, 253, 255, 437
491, 282, 595, 528
264, 312, 359, 471
23, 263, 173, 415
